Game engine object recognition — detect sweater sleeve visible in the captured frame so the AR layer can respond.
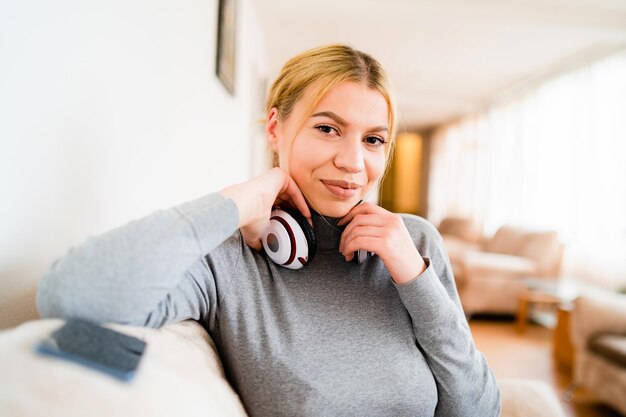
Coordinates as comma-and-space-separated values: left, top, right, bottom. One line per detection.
394, 216, 501, 417
36, 192, 240, 328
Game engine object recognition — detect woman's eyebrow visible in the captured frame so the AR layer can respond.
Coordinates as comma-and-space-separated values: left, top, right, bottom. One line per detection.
311, 111, 348, 125
311, 111, 388, 133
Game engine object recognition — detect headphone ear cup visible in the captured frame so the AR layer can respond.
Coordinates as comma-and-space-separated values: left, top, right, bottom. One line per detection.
261, 208, 316, 269
284, 208, 316, 265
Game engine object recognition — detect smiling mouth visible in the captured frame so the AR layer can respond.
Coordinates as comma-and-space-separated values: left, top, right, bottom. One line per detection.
321, 180, 361, 189
320, 180, 362, 199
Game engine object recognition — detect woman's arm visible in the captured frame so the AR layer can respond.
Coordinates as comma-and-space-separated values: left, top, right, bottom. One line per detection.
339, 205, 500, 415
394, 216, 501, 417
37, 168, 310, 328
36, 193, 240, 327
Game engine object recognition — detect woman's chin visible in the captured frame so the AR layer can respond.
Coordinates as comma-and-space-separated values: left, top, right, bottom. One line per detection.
311, 199, 360, 219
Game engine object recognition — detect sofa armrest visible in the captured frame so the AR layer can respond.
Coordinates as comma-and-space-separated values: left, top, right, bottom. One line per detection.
0, 319, 248, 417
571, 292, 626, 350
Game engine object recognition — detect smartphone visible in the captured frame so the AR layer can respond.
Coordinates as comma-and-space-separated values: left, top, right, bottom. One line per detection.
35, 318, 146, 382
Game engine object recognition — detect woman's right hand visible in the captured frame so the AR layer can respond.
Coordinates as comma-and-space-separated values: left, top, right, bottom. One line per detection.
219, 167, 311, 251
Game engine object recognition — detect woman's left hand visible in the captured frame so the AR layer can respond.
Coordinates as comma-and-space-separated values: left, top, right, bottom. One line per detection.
338, 202, 427, 285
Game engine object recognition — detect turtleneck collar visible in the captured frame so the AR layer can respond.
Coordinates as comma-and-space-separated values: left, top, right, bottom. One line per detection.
311, 211, 344, 252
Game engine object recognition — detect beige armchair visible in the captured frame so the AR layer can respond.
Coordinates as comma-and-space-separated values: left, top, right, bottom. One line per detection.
438, 216, 483, 244
442, 223, 564, 317
570, 292, 626, 416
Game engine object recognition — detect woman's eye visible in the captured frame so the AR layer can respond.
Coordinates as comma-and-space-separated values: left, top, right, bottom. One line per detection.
316, 125, 336, 135
364, 136, 386, 146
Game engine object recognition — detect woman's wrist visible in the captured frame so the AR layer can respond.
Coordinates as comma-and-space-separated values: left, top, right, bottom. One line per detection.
388, 255, 427, 285
219, 184, 263, 228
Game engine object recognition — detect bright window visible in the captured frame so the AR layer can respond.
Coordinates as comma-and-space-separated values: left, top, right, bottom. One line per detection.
429, 49, 626, 288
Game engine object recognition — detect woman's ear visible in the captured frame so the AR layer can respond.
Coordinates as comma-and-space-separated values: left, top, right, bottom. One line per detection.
265, 108, 280, 152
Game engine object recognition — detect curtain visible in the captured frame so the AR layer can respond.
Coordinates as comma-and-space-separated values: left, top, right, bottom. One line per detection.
428, 49, 626, 287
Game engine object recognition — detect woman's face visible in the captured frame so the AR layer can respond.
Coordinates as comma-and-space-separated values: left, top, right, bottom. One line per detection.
267, 81, 389, 217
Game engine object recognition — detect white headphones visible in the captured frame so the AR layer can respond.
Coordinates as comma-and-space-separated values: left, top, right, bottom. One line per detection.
261, 208, 372, 270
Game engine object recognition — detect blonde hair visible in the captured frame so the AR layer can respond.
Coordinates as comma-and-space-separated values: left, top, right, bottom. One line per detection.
266, 44, 397, 165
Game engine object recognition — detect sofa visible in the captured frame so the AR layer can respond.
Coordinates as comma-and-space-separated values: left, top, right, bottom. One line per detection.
570, 291, 626, 416
0, 319, 247, 417
439, 220, 564, 317
0, 318, 568, 417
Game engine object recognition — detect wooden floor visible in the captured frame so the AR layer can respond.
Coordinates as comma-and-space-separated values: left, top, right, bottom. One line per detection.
469, 317, 622, 417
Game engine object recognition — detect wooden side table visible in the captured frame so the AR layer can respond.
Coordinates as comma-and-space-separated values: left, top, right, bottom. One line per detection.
516, 278, 578, 334
517, 287, 561, 333
552, 305, 574, 375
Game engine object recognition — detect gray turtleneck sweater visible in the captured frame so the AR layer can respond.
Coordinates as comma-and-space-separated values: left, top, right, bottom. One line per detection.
37, 192, 500, 417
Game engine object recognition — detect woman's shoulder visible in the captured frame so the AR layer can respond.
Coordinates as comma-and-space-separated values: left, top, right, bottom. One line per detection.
398, 213, 441, 238
209, 228, 245, 259
397, 213, 453, 282
397, 213, 444, 252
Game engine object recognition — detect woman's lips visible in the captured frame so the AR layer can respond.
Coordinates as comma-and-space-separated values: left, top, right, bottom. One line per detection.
321, 180, 361, 199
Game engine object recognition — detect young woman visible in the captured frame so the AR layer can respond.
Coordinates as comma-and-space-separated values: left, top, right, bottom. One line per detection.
37, 44, 500, 416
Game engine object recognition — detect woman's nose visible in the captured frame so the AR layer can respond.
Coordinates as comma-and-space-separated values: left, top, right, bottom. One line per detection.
333, 137, 365, 173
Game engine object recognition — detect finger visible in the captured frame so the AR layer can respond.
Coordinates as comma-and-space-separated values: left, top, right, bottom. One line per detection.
277, 176, 312, 225
339, 215, 388, 251
341, 226, 384, 256
343, 213, 389, 233
337, 204, 366, 226
285, 178, 312, 224
337, 202, 386, 226
342, 235, 381, 260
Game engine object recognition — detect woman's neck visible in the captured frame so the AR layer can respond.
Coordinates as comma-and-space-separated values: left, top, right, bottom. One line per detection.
311, 211, 344, 252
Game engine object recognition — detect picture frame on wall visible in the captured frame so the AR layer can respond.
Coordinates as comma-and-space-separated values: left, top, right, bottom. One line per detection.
216, 0, 236, 95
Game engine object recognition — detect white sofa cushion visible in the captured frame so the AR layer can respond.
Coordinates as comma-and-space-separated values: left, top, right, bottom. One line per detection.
0, 319, 247, 417
461, 251, 538, 277
498, 378, 566, 417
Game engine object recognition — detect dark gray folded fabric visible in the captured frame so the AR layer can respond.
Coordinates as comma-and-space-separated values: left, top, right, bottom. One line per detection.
47, 318, 146, 374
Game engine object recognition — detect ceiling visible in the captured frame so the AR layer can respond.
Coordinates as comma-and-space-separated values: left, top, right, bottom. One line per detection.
256, 0, 626, 131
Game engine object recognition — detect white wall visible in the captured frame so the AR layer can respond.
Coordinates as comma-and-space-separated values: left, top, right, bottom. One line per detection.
0, 0, 268, 329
